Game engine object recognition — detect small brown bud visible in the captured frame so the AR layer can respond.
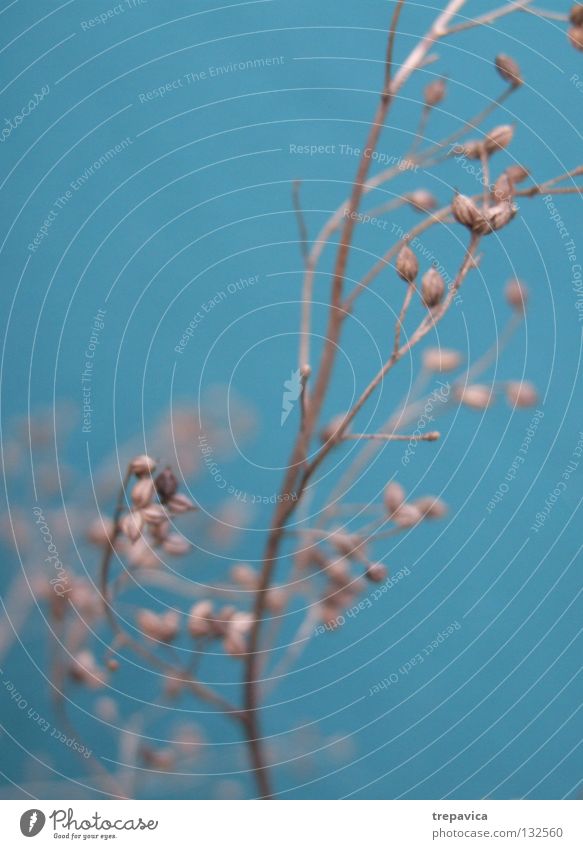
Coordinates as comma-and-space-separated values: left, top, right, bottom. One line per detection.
568, 26, 583, 51
129, 454, 156, 476
365, 562, 388, 583
154, 467, 178, 502
106, 658, 119, 672
424, 78, 446, 107
407, 190, 438, 213
320, 413, 348, 443
384, 481, 406, 514
492, 173, 514, 203
423, 347, 462, 372
452, 192, 482, 229
570, 4, 583, 26
495, 54, 523, 87
484, 124, 514, 155
396, 245, 419, 282
131, 477, 155, 508
141, 503, 168, 525
421, 268, 445, 308
456, 384, 494, 410
506, 381, 538, 408
505, 278, 528, 311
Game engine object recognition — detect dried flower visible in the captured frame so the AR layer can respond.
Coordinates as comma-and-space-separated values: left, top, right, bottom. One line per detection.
424, 78, 446, 106
452, 140, 483, 160
423, 346, 462, 372
568, 26, 583, 50
484, 125, 514, 155
451, 192, 482, 230
421, 268, 445, 308
365, 562, 388, 582
505, 278, 528, 311
129, 454, 156, 476
483, 199, 517, 233
407, 190, 438, 213
506, 381, 538, 408
495, 54, 523, 87
131, 477, 155, 508
188, 601, 214, 638
571, 4, 583, 26
166, 493, 197, 513
396, 245, 419, 282
383, 481, 406, 514
456, 384, 494, 410
137, 609, 180, 642
154, 467, 178, 502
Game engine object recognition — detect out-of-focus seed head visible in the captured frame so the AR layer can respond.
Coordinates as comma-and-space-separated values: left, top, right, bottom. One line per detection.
492, 173, 514, 203
162, 533, 191, 556
188, 600, 214, 638
506, 381, 538, 408
484, 124, 514, 155
320, 412, 348, 444
421, 267, 445, 308
141, 504, 168, 525
106, 659, 119, 672
568, 26, 583, 50
154, 467, 178, 503
392, 503, 423, 528
166, 493, 196, 514
570, 4, 583, 26
505, 278, 528, 312
495, 54, 523, 87
129, 454, 156, 477
327, 557, 351, 585
120, 510, 143, 543
452, 192, 482, 230
231, 563, 258, 590
384, 480, 406, 514
137, 609, 180, 643
456, 384, 494, 410
423, 346, 462, 372
330, 531, 365, 559
414, 495, 448, 519
70, 651, 107, 689
396, 245, 419, 283
131, 477, 155, 508
407, 190, 438, 213
87, 517, 115, 547
365, 562, 388, 583
424, 78, 446, 107
483, 199, 518, 233
266, 588, 286, 614
452, 140, 483, 160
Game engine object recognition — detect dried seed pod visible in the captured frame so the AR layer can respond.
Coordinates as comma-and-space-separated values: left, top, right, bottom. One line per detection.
495, 54, 523, 87
223, 630, 247, 657
456, 384, 494, 410
320, 413, 348, 443
330, 531, 365, 559
166, 493, 196, 514
188, 600, 214, 638
414, 495, 448, 519
505, 164, 530, 184
384, 481, 406, 514
131, 477, 155, 508
70, 651, 107, 689
484, 124, 514, 155
452, 140, 483, 160
327, 557, 351, 585
129, 454, 156, 476
492, 172, 514, 203
141, 503, 168, 525
407, 190, 438, 213
231, 563, 259, 589
506, 381, 538, 408
505, 278, 528, 311
154, 467, 178, 502
484, 200, 517, 233
421, 268, 445, 308
451, 192, 482, 230
365, 562, 388, 583
162, 533, 191, 556
120, 510, 144, 543
392, 503, 422, 528
424, 78, 446, 106
422, 346, 462, 372
568, 26, 583, 51
570, 4, 583, 26
266, 587, 286, 614
396, 245, 419, 282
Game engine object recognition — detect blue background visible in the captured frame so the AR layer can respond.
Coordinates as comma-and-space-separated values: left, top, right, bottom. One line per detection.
0, 0, 582, 799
